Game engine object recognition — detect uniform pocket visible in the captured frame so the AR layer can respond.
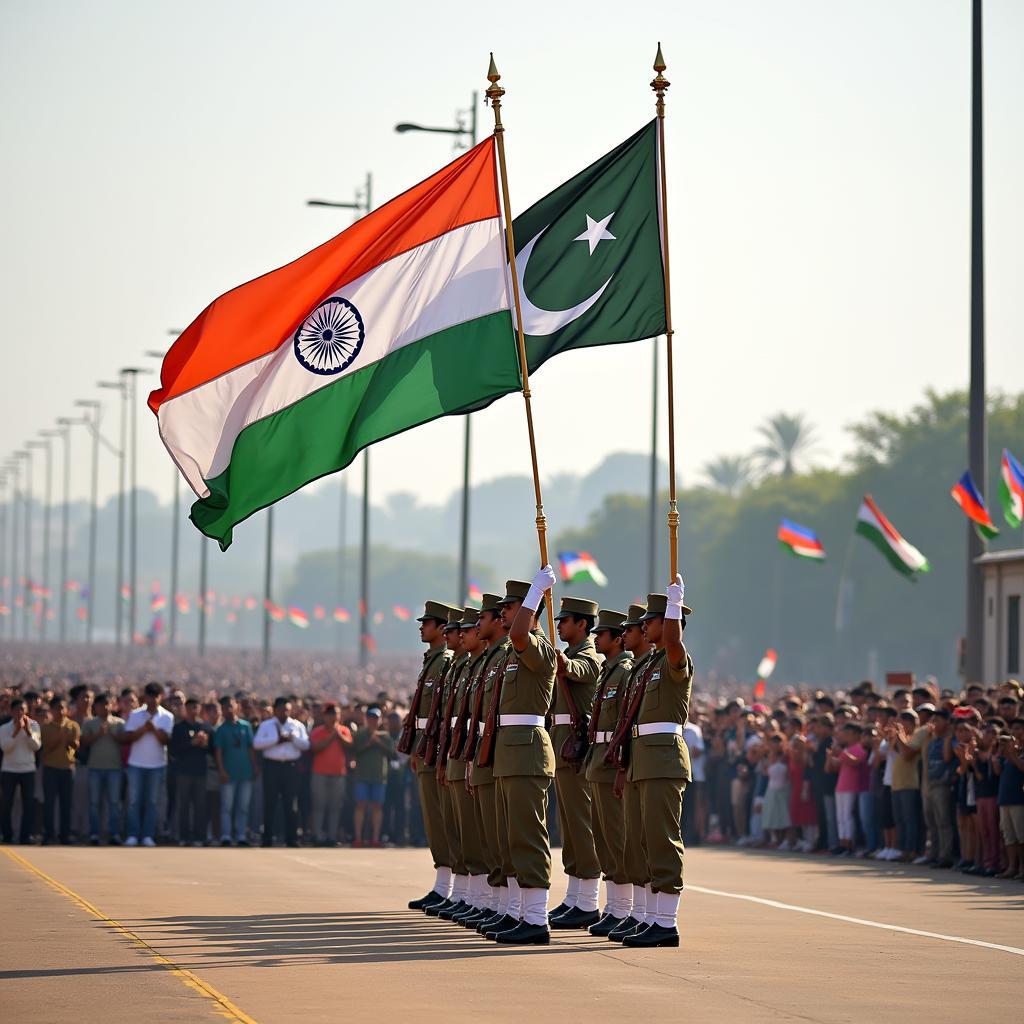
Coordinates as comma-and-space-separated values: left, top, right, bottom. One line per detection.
644, 682, 660, 710
502, 725, 534, 746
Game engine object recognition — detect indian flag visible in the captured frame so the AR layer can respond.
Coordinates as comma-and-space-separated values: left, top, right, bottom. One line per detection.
150, 141, 521, 549
855, 495, 930, 579
558, 551, 608, 587
1000, 449, 1024, 528
467, 580, 483, 609
756, 649, 778, 679
289, 607, 310, 629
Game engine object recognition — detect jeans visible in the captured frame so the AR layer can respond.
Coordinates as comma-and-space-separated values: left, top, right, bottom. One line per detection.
858, 790, 878, 851
177, 774, 207, 843
88, 767, 123, 837
42, 766, 74, 842
893, 788, 922, 853
1, 771, 35, 843
923, 784, 955, 863
262, 761, 299, 845
126, 765, 165, 841
221, 779, 253, 843
310, 773, 346, 842
822, 794, 838, 849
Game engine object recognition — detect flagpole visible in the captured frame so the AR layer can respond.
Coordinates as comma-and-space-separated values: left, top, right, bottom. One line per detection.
652, 44, 679, 581
486, 55, 556, 639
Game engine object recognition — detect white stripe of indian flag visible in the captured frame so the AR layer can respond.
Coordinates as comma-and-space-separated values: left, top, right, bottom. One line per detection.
855, 498, 929, 577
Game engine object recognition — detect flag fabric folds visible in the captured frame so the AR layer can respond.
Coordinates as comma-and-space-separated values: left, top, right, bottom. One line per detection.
151, 140, 521, 550
777, 520, 826, 561
1000, 449, 1024, 528
950, 471, 999, 540
558, 551, 608, 587
855, 495, 930, 579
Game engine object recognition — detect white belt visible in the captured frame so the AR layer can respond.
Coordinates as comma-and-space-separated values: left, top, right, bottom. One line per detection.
478, 722, 485, 736
552, 714, 572, 726
593, 731, 613, 744
415, 717, 429, 729
635, 722, 683, 737
499, 714, 545, 727
450, 717, 458, 728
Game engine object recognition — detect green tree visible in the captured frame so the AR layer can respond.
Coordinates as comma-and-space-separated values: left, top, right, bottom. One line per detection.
703, 455, 754, 495
755, 412, 819, 477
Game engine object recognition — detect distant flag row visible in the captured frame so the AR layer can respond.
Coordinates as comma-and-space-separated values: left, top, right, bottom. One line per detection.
558, 551, 608, 587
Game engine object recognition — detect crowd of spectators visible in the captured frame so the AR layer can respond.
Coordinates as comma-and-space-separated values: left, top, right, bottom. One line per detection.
682, 678, 1024, 879
2, 643, 1023, 882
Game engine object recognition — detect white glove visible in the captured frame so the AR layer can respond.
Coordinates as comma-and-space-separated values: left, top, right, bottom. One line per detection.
524, 564, 556, 611
665, 573, 685, 620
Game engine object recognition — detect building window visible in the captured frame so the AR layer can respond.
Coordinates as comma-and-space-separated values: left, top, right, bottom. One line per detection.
1009, 595, 1021, 675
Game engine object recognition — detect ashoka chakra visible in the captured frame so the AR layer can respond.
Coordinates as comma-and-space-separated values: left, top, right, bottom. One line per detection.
293, 297, 365, 375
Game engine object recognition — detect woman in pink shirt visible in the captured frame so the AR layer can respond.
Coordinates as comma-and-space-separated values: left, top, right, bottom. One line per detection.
827, 722, 867, 856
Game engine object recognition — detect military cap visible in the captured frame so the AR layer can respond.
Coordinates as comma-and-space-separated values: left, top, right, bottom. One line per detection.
444, 607, 464, 630
460, 607, 480, 627
622, 603, 647, 627
554, 596, 599, 621
480, 593, 503, 614
417, 600, 457, 624
640, 591, 693, 618
497, 580, 531, 606
591, 608, 627, 634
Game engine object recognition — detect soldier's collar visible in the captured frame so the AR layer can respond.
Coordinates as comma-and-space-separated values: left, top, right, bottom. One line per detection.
564, 637, 593, 656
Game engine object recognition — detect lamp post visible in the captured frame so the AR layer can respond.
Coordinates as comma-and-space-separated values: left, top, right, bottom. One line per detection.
42, 425, 69, 641
98, 377, 128, 646
74, 400, 102, 643
396, 94, 478, 604
120, 367, 146, 647
15, 449, 32, 640
262, 506, 273, 669
5, 459, 20, 640
0, 468, 9, 637
306, 174, 374, 664
27, 437, 53, 641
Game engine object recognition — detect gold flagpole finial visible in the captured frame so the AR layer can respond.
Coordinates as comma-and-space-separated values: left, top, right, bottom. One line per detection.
651, 42, 670, 116
486, 53, 504, 105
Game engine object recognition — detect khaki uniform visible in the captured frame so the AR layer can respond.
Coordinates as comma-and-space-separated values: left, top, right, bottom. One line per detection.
471, 637, 512, 890
413, 645, 454, 870
585, 649, 633, 884
628, 647, 693, 896
439, 651, 468, 878
551, 637, 602, 880
445, 648, 488, 877
494, 629, 555, 890
619, 649, 656, 889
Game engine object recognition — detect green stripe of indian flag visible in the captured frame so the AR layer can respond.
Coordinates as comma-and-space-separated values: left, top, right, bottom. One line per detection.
855, 499, 929, 576
159, 218, 508, 497
192, 309, 517, 547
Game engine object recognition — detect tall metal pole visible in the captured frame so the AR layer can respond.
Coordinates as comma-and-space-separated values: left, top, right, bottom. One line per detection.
198, 534, 209, 656
648, 337, 659, 592
337, 472, 347, 652
170, 471, 180, 647
101, 380, 128, 647
19, 450, 32, 641
125, 369, 141, 646
82, 404, 101, 644
966, 0, 987, 681
262, 505, 274, 669
0, 472, 7, 637
7, 462, 20, 640
359, 172, 374, 667
27, 439, 52, 641
58, 424, 71, 642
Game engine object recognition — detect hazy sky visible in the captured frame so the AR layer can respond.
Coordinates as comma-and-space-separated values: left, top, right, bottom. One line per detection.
2, 0, 1022, 539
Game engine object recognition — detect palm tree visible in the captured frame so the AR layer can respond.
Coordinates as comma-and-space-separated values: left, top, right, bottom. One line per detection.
703, 455, 753, 495
755, 413, 819, 477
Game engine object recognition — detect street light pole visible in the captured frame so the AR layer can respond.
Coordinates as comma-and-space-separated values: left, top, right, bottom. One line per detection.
198, 535, 209, 657
6, 460, 20, 640
262, 506, 273, 669
50, 423, 72, 643
75, 400, 102, 644
396, 93, 478, 604
16, 450, 32, 640
27, 438, 53, 641
121, 367, 146, 647
98, 378, 128, 646
0, 469, 9, 637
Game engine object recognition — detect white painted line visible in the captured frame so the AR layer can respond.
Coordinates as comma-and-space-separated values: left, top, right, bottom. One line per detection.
687, 884, 1024, 958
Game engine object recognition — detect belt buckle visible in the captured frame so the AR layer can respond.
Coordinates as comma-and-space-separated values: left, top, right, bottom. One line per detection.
631, 725, 639, 738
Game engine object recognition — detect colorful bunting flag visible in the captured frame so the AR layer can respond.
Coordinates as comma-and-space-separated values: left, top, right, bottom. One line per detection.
777, 519, 826, 561
558, 551, 608, 587
393, 604, 411, 621
333, 606, 351, 623
1000, 449, 1024, 528
467, 580, 483, 609
855, 495, 930, 579
951, 470, 999, 539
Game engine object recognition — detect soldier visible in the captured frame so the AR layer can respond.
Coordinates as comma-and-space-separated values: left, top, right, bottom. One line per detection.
606, 603, 655, 942
487, 568, 557, 945
583, 608, 634, 936
406, 600, 457, 913
620, 576, 692, 948
441, 607, 491, 923
466, 594, 515, 934
549, 596, 602, 929
431, 609, 470, 919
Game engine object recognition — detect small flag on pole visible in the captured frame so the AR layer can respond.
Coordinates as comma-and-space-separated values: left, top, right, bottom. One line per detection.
777, 520, 826, 561
1000, 449, 1024, 528
393, 605, 411, 621
333, 606, 350, 623
558, 551, 608, 587
467, 580, 483, 609
951, 471, 999, 539
855, 495, 930, 579
289, 607, 310, 629
753, 648, 777, 699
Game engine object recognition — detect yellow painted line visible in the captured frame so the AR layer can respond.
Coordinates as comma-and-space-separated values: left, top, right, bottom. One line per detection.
1, 847, 260, 1023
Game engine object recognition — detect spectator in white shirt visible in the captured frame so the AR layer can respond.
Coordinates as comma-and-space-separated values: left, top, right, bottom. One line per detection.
253, 697, 309, 847
0, 698, 42, 844
682, 710, 706, 846
122, 682, 175, 847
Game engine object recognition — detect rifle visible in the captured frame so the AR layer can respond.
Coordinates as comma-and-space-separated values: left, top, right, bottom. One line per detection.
476, 648, 510, 769
415, 657, 452, 767
397, 660, 432, 755
434, 664, 464, 782
605, 654, 659, 782
447, 661, 478, 766
558, 666, 591, 772
458, 658, 490, 763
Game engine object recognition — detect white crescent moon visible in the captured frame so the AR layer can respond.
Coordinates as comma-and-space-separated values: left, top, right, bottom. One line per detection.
514, 226, 613, 337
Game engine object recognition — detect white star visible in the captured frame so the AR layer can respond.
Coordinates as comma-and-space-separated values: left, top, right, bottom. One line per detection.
573, 212, 616, 256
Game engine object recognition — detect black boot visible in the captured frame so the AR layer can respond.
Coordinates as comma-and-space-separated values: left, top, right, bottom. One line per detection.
452, 903, 480, 924
408, 891, 444, 911
547, 902, 570, 922
425, 897, 458, 917
607, 915, 642, 943
474, 909, 502, 933
493, 921, 551, 945
483, 913, 519, 940
623, 923, 679, 948
588, 913, 624, 937
550, 907, 602, 930
438, 899, 470, 921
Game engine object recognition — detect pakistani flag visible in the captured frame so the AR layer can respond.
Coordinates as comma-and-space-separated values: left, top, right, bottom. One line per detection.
511, 120, 666, 371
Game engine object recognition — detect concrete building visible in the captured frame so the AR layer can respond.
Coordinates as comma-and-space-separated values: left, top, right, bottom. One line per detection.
977, 549, 1024, 685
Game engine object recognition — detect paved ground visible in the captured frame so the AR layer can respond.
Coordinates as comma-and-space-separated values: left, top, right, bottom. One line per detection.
2, 844, 1021, 1024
